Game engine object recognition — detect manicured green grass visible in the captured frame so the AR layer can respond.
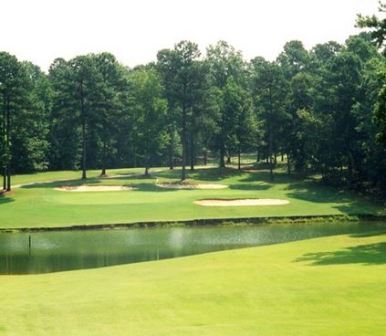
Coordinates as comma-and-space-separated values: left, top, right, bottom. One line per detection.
11, 167, 147, 186
1, 165, 384, 228
0, 232, 385, 335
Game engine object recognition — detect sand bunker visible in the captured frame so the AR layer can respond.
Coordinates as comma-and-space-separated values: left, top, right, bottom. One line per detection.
194, 198, 289, 206
55, 185, 135, 192
102, 174, 137, 179
157, 183, 227, 190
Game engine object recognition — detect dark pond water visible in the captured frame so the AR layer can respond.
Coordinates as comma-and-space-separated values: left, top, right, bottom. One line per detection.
1, 221, 385, 274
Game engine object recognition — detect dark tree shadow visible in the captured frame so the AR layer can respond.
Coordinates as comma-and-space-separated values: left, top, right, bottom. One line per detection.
155, 167, 246, 181
0, 192, 14, 205
228, 183, 271, 191
295, 241, 386, 266
21, 174, 160, 189
350, 230, 386, 238
286, 187, 354, 203
239, 170, 302, 184
21, 178, 101, 189
132, 183, 175, 192
284, 179, 384, 216
101, 174, 157, 182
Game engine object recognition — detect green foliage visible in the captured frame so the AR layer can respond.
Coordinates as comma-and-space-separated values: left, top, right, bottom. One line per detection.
129, 67, 168, 174
250, 57, 289, 178
374, 60, 386, 146
206, 41, 248, 167
1, 6, 386, 196
357, 1, 386, 55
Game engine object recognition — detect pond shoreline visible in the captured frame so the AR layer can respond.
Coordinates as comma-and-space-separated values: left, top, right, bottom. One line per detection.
1, 213, 386, 233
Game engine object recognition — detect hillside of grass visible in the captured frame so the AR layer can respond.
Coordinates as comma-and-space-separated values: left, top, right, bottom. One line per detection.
0, 232, 385, 335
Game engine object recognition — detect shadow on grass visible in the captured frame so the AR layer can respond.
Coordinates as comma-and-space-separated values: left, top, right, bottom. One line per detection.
285, 181, 382, 215
295, 241, 386, 266
350, 230, 386, 238
286, 185, 354, 203
239, 170, 301, 184
101, 174, 157, 182
239, 169, 368, 215
156, 167, 245, 181
20, 178, 176, 193
21, 173, 160, 189
0, 192, 14, 205
21, 178, 101, 189
228, 183, 271, 191
132, 183, 175, 192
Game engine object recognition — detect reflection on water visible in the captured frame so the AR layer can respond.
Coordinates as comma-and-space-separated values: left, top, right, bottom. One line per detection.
0, 221, 385, 274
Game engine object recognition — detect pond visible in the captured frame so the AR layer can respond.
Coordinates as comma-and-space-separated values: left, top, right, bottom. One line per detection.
1, 221, 385, 274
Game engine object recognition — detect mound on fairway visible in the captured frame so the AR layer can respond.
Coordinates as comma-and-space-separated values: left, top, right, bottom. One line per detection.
157, 182, 227, 190
55, 185, 135, 192
195, 198, 290, 206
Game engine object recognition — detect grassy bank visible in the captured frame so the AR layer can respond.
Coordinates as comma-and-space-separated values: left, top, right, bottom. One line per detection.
0, 165, 385, 229
0, 232, 385, 335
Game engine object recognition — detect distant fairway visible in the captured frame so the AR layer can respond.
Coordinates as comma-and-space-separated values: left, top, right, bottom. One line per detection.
0, 164, 384, 229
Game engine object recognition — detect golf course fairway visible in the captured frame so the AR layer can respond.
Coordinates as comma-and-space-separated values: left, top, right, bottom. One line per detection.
0, 232, 385, 335
1, 166, 385, 229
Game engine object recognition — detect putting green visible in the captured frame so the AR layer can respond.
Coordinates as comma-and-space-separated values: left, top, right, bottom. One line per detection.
0, 166, 384, 229
0, 232, 385, 335
54, 185, 135, 192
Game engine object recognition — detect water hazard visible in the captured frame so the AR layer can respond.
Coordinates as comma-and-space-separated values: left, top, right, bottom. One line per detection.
1, 221, 385, 274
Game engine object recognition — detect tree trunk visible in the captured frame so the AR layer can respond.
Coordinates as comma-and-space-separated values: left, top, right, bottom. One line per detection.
181, 103, 187, 181
203, 149, 208, 166
6, 169, 10, 192
80, 82, 87, 180
219, 139, 225, 168
238, 146, 241, 170
133, 150, 137, 168
190, 131, 195, 171
2, 170, 6, 191
6, 98, 11, 191
268, 86, 274, 181
101, 139, 107, 176
144, 137, 150, 177
169, 128, 174, 170
226, 153, 231, 164
268, 126, 274, 181
2, 97, 6, 191
81, 118, 87, 180
287, 155, 291, 175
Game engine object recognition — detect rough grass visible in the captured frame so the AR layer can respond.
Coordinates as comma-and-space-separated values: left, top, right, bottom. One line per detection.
0, 232, 385, 335
0, 165, 384, 229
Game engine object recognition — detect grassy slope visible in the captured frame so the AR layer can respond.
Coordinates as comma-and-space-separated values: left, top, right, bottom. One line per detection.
11, 168, 146, 186
0, 232, 385, 335
1, 165, 384, 228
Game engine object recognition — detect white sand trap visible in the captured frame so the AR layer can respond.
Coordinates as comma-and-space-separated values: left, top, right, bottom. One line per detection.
194, 198, 289, 206
102, 174, 137, 179
157, 183, 227, 190
55, 185, 135, 192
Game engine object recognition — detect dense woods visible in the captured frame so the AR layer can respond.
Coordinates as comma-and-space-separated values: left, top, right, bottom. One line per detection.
1, 5, 386, 194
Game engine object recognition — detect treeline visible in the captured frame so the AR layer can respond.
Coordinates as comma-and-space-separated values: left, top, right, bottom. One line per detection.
1, 33, 386, 193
